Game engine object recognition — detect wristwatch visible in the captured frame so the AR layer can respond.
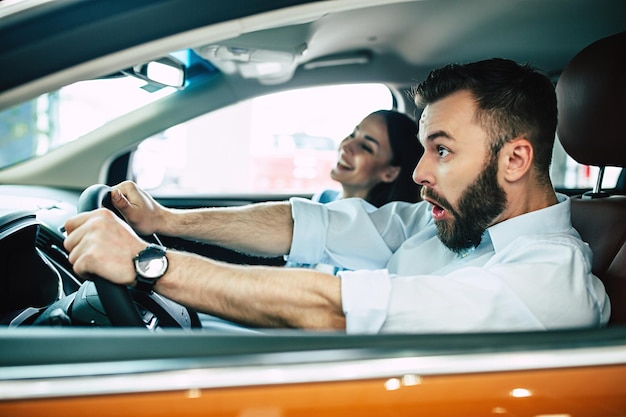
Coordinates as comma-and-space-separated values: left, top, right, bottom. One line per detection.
133, 244, 168, 292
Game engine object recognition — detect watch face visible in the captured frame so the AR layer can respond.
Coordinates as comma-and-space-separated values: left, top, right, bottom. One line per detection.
136, 257, 168, 279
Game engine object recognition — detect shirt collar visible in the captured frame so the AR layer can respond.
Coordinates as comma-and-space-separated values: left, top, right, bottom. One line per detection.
487, 193, 571, 253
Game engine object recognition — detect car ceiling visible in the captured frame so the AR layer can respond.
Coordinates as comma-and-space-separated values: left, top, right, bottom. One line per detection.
215, 0, 625, 78
1, 0, 625, 112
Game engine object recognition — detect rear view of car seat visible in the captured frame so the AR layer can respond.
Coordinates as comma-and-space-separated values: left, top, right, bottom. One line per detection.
556, 31, 626, 325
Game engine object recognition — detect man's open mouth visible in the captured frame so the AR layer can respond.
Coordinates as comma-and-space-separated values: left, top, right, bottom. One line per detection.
422, 194, 449, 221
429, 200, 447, 220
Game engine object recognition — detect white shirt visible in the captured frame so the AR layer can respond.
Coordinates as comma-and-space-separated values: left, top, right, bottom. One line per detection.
287, 194, 610, 334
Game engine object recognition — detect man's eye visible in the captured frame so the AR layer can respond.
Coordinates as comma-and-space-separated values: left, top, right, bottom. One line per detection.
437, 146, 450, 158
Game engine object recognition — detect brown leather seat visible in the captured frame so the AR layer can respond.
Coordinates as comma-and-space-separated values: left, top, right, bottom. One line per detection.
556, 31, 626, 325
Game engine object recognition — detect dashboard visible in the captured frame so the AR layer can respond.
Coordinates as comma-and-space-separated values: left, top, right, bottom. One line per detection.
0, 186, 81, 326
0, 185, 197, 329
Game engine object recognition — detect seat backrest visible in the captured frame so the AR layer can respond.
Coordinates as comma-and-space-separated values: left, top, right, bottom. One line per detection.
570, 197, 626, 324
556, 31, 626, 325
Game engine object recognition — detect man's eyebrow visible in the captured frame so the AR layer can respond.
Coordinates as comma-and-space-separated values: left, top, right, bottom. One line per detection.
425, 130, 453, 142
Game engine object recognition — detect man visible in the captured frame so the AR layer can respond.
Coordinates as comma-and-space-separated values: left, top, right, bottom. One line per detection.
64, 58, 610, 333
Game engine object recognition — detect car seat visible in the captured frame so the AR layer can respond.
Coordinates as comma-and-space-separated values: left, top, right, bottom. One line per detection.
556, 31, 626, 325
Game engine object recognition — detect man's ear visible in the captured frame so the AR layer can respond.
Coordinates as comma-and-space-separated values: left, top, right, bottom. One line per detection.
501, 138, 533, 182
381, 165, 401, 183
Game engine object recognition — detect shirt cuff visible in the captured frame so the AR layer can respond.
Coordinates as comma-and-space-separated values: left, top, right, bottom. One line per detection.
340, 269, 391, 334
287, 197, 328, 264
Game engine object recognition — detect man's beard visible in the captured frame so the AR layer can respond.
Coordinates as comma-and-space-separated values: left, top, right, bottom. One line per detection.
422, 156, 506, 254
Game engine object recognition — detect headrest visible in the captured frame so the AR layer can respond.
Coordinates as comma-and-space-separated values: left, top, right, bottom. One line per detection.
556, 31, 626, 168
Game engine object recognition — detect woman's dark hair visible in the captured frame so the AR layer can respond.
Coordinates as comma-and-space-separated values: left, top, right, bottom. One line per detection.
412, 58, 557, 186
365, 110, 423, 207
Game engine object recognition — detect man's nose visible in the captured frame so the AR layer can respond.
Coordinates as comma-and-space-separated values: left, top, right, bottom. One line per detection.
412, 154, 434, 186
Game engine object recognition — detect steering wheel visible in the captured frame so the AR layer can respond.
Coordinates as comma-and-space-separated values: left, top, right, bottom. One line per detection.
76, 184, 200, 329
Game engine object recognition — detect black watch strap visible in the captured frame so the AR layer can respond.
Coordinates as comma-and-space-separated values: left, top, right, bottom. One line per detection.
134, 276, 159, 292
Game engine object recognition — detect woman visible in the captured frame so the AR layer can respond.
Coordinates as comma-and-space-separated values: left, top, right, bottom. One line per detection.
288, 109, 423, 272
313, 109, 422, 206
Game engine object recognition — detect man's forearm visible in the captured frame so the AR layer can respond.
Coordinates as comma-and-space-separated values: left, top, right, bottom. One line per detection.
155, 250, 346, 330
160, 201, 294, 257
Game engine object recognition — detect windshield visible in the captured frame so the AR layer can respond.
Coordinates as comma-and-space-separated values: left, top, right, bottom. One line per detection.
0, 77, 176, 169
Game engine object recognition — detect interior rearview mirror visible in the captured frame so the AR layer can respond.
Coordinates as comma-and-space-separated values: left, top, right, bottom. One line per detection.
129, 56, 186, 89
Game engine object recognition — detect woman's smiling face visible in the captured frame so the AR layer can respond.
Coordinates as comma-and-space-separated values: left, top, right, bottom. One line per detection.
331, 113, 399, 198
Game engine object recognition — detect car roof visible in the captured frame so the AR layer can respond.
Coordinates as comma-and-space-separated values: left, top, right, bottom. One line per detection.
1, 0, 625, 111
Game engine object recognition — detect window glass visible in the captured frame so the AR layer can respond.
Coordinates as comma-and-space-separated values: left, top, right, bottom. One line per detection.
132, 84, 394, 195
0, 78, 175, 169
551, 138, 621, 190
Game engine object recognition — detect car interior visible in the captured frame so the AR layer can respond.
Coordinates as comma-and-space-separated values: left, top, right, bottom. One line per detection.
0, 2, 626, 411
0, 1, 624, 332
0, 34, 624, 333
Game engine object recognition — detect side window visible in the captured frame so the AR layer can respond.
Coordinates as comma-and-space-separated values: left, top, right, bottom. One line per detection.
131, 84, 394, 196
551, 137, 622, 191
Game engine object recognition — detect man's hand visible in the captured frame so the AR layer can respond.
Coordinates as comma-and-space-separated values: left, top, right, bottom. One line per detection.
64, 208, 147, 285
110, 181, 169, 236
107, 181, 295, 257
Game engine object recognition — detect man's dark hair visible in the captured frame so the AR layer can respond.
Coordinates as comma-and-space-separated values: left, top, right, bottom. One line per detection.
412, 58, 557, 185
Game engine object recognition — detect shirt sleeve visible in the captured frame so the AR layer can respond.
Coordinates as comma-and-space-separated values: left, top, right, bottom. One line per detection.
344, 236, 609, 334
339, 269, 391, 334
339, 266, 536, 335
288, 197, 430, 270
